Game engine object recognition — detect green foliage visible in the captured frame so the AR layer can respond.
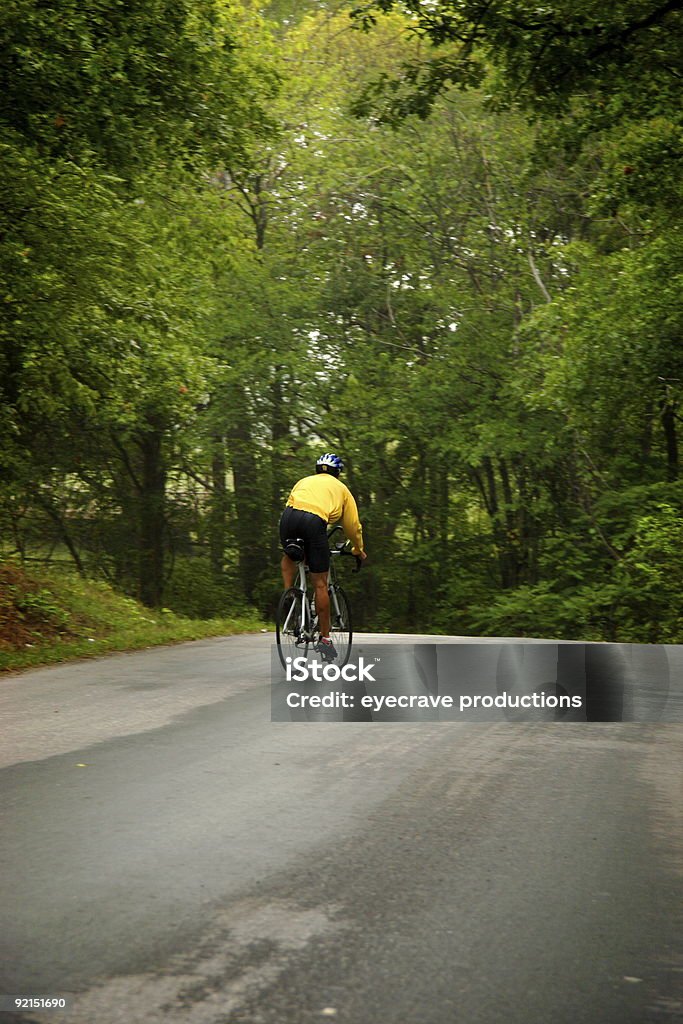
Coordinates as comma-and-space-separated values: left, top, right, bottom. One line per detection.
470, 495, 683, 643
163, 557, 248, 619
0, 561, 263, 672
0, 563, 72, 645
1, 0, 681, 645
351, 1, 682, 120
616, 502, 683, 642
0, 0, 274, 173
0, 0, 279, 609
13, 588, 71, 631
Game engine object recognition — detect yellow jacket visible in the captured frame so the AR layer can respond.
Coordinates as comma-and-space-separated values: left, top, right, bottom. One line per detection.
287, 473, 365, 555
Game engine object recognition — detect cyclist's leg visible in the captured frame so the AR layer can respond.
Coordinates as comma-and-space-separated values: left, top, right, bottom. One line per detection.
307, 520, 331, 638
279, 508, 300, 589
310, 571, 331, 637
281, 553, 297, 589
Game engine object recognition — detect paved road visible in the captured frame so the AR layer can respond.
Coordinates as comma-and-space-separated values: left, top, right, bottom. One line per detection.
1, 634, 682, 1023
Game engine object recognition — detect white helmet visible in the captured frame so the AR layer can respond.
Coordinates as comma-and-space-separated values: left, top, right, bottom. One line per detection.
316, 452, 344, 473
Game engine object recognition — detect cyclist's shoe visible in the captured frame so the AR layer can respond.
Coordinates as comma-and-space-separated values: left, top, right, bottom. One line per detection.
314, 637, 338, 662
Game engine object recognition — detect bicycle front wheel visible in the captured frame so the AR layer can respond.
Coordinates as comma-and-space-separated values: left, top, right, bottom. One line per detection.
329, 585, 353, 667
276, 587, 309, 670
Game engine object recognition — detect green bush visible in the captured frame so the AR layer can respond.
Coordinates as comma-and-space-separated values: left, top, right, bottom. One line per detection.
614, 502, 683, 642
163, 556, 249, 619
469, 504, 683, 643
14, 587, 71, 631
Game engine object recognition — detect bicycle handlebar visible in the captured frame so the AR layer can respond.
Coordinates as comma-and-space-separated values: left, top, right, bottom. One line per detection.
327, 525, 364, 571
329, 540, 364, 572
340, 550, 364, 573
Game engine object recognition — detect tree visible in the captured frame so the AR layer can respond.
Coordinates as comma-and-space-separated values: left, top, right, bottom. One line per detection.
351, 1, 683, 120
0, 0, 277, 607
0, 0, 274, 174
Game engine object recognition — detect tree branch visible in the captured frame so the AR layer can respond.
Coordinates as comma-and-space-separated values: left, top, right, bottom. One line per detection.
527, 250, 552, 303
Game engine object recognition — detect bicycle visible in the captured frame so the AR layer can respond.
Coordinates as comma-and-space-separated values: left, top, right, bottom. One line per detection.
276, 525, 361, 669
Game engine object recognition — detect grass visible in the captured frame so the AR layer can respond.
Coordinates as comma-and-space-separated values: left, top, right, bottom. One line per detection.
0, 561, 265, 673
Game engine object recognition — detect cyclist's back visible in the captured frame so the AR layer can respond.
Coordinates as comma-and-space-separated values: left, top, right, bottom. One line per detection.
286, 473, 363, 555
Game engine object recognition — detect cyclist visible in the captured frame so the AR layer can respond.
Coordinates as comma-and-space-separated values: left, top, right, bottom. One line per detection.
280, 453, 367, 661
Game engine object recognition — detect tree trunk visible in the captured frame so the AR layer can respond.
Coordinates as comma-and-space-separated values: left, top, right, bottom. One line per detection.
270, 373, 290, 560
439, 456, 449, 548
34, 494, 86, 576
230, 415, 268, 603
138, 426, 166, 608
660, 398, 678, 481
209, 435, 227, 580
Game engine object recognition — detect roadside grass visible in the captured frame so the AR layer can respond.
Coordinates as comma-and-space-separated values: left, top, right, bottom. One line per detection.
0, 561, 265, 673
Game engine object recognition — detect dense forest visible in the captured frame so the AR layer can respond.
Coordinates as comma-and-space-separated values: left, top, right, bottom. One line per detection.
1, 0, 681, 642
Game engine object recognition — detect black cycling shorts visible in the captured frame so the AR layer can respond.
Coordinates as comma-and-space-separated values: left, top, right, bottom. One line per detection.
280, 506, 330, 573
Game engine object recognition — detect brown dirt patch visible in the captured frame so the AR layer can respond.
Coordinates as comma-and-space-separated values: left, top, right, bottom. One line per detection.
0, 563, 71, 651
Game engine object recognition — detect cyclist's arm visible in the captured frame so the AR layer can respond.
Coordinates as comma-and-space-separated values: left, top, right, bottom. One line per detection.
341, 492, 365, 556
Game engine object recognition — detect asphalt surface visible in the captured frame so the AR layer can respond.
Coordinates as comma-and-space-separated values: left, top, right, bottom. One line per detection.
1, 633, 682, 1023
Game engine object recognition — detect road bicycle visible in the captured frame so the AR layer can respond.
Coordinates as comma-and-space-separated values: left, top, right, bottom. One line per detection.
276, 525, 361, 669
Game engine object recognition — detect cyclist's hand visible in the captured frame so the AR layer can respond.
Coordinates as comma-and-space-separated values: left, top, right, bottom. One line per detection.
359, 551, 368, 561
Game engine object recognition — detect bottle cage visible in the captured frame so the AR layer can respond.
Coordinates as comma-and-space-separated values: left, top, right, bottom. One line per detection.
283, 537, 305, 562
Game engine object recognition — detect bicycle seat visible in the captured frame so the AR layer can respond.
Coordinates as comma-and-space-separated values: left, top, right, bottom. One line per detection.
283, 537, 305, 562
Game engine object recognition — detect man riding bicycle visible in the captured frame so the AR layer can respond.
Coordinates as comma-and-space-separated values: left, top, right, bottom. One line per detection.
280, 453, 367, 661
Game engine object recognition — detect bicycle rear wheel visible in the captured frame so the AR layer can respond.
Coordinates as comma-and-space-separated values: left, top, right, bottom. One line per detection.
276, 587, 309, 669
329, 585, 352, 667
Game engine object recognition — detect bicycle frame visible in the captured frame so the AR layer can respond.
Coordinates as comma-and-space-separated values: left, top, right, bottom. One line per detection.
285, 566, 312, 641
286, 549, 346, 643
284, 524, 350, 634
276, 526, 358, 668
